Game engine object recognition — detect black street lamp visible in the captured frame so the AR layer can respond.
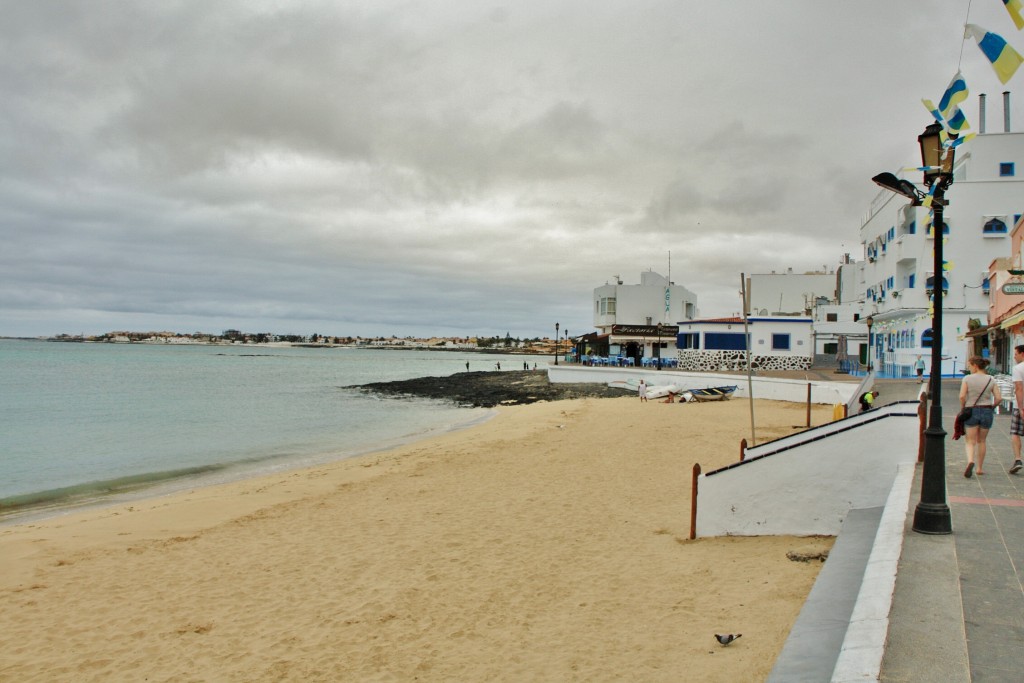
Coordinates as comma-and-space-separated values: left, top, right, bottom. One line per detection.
872, 122, 954, 535
655, 323, 663, 370
865, 315, 874, 373
554, 322, 559, 366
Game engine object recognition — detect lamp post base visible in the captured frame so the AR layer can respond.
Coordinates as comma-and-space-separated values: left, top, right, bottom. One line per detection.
912, 501, 952, 535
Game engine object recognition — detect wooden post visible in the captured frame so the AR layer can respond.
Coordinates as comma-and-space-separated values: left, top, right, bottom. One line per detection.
740, 438, 747, 462
689, 463, 701, 540
806, 383, 812, 427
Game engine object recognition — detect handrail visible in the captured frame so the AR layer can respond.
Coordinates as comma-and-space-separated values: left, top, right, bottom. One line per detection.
718, 401, 921, 478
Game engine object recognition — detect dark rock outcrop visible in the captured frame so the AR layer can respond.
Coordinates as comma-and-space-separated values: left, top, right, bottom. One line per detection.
352, 370, 633, 408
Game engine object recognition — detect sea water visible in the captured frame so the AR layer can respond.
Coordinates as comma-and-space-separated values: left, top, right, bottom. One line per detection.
0, 339, 544, 520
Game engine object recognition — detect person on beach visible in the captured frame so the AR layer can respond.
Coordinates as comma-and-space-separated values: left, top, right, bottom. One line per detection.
960, 356, 1000, 478
915, 356, 926, 379
638, 379, 648, 402
1011, 345, 1024, 474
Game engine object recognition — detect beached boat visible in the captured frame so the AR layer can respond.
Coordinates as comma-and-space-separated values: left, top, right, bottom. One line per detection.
644, 384, 681, 399
688, 385, 737, 402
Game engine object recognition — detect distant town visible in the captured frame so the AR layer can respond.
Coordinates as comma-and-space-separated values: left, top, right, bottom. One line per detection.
37, 330, 561, 355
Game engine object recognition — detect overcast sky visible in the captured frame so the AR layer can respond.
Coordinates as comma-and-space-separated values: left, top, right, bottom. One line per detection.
2, 1, 1022, 339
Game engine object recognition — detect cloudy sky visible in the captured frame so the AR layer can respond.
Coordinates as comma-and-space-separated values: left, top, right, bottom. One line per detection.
2, 0, 1022, 339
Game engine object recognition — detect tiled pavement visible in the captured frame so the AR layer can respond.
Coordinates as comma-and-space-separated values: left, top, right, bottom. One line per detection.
880, 378, 1024, 683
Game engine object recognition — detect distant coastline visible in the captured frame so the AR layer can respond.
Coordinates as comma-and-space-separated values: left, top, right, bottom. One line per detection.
2, 333, 560, 355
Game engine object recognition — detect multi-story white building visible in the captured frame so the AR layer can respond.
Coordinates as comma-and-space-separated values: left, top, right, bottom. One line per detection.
857, 95, 1024, 377
589, 270, 698, 365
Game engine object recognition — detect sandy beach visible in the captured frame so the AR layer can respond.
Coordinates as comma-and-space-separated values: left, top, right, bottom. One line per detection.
0, 396, 834, 682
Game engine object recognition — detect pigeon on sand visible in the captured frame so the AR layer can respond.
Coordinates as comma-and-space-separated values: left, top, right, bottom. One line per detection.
715, 633, 741, 646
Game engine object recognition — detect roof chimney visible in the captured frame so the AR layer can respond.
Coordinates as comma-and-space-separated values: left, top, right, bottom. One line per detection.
979, 93, 987, 134
1004, 91, 1011, 133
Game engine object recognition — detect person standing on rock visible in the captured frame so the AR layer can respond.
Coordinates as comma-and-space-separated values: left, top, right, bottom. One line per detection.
638, 379, 648, 403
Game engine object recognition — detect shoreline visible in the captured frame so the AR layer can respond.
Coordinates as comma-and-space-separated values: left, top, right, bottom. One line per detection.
0, 403, 499, 527
0, 371, 628, 524
1, 396, 835, 681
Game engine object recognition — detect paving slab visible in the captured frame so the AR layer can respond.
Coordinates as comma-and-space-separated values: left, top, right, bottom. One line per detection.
880, 378, 1024, 683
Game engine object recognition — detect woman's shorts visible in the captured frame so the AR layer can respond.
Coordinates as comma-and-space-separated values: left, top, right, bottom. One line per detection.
965, 406, 994, 429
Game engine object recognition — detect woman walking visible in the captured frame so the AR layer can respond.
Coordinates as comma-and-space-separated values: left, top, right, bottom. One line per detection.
960, 356, 1001, 478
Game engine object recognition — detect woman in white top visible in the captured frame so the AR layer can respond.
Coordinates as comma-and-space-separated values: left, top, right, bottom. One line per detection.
960, 356, 1001, 478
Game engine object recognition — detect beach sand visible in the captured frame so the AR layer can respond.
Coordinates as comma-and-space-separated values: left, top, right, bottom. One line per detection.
0, 396, 834, 682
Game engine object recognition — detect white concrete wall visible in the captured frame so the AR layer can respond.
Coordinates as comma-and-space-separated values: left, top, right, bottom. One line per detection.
749, 272, 837, 315
695, 403, 920, 537
547, 364, 858, 405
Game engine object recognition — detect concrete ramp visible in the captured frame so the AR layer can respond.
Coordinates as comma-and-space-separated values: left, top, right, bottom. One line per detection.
696, 402, 921, 537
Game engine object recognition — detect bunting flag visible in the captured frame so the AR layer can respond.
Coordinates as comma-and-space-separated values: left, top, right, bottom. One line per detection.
1004, 0, 1024, 31
945, 132, 976, 150
964, 24, 1023, 84
922, 72, 971, 136
938, 71, 969, 129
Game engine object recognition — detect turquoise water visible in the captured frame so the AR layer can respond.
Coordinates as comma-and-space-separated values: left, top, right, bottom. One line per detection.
0, 340, 544, 519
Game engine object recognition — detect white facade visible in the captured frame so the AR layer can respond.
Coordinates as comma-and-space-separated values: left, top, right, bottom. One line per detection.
593, 270, 698, 330
747, 271, 837, 316
592, 270, 698, 362
676, 316, 813, 372
857, 121, 1024, 377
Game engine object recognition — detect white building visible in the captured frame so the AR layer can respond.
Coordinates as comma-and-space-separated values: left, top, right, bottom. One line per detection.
590, 270, 698, 365
676, 317, 814, 372
747, 270, 837, 316
857, 95, 1024, 377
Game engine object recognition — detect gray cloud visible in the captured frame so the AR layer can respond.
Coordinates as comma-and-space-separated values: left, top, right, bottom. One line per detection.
1, 0, 1020, 337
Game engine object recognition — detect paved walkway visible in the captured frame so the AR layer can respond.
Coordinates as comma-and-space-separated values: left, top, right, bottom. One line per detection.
880, 378, 1024, 683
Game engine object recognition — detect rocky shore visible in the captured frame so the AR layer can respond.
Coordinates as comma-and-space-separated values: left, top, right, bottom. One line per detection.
354, 370, 634, 407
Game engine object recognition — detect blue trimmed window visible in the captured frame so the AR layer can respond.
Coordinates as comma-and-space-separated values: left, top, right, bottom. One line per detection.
772, 333, 791, 351
922, 328, 934, 348
1000, 162, 1015, 177
678, 333, 700, 349
705, 332, 747, 351
926, 275, 949, 294
984, 218, 1008, 235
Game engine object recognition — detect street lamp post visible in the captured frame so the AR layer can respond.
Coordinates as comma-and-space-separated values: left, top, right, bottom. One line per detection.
554, 322, 559, 366
865, 315, 874, 374
873, 122, 954, 535
656, 324, 663, 370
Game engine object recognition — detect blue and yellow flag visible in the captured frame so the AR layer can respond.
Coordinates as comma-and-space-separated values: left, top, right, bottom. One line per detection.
938, 71, 969, 118
965, 24, 1023, 84
1003, 0, 1024, 31
922, 71, 971, 135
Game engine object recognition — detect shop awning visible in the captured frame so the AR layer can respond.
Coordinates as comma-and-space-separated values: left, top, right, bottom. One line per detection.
1000, 310, 1024, 329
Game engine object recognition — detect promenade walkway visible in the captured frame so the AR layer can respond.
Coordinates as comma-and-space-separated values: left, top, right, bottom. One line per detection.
880, 378, 1024, 683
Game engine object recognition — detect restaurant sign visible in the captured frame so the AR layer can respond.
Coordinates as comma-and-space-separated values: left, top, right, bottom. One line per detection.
612, 324, 679, 336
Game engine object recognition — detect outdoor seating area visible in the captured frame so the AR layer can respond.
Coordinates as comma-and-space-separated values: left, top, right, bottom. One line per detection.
580, 355, 634, 366
577, 355, 678, 368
